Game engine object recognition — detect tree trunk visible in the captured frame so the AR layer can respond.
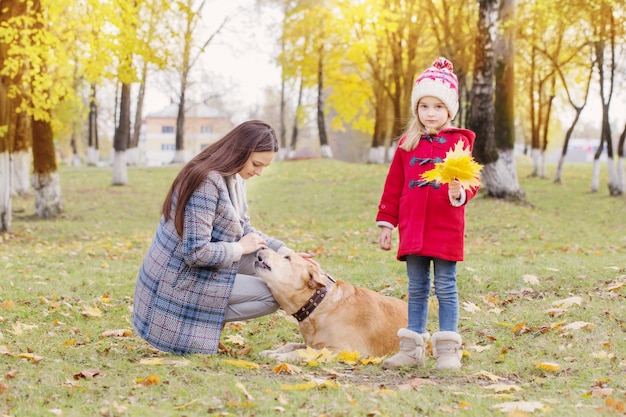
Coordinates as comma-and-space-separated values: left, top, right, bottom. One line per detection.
317, 43, 332, 159
289, 78, 304, 159
31, 118, 62, 218
87, 84, 99, 166
616, 124, 625, 194
129, 61, 148, 166
113, 82, 131, 185
368, 81, 388, 164
0, 0, 17, 232
470, 0, 523, 200
11, 112, 31, 195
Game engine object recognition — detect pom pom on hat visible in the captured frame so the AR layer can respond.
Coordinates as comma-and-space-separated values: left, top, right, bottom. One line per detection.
411, 57, 459, 119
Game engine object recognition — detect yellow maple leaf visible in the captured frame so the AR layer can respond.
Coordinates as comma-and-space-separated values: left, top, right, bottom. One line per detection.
420, 140, 482, 189
359, 357, 383, 365
135, 375, 160, 386
280, 380, 317, 391
222, 359, 260, 369
534, 361, 560, 372
297, 347, 336, 366
337, 350, 360, 365
272, 362, 302, 374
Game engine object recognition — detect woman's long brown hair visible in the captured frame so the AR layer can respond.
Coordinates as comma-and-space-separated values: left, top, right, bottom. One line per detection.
161, 120, 278, 236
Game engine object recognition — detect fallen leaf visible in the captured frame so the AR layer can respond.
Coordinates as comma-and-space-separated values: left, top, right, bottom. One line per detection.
272, 363, 302, 375
360, 357, 383, 365
475, 370, 502, 381
81, 307, 103, 317
491, 401, 544, 413
134, 375, 160, 386
544, 308, 568, 317
563, 321, 595, 331
534, 361, 560, 372
236, 382, 254, 400
484, 383, 521, 393
19, 352, 44, 364
337, 350, 360, 364
551, 296, 582, 308
224, 334, 245, 346
462, 301, 481, 313
222, 359, 260, 369
590, 387, 614, 397
297, 347, 336, 365
280, 380, 317, 391
73, 369, 100, 380
523, 274, 539, 285
100, 329, 132, 337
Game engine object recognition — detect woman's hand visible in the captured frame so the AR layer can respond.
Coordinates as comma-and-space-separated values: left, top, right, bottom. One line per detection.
238, 233, 267, 255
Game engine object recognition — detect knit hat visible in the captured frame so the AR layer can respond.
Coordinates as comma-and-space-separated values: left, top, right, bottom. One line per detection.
411, 57, 459, 119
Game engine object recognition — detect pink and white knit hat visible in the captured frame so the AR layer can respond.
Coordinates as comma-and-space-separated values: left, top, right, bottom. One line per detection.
410, 57, 459, 119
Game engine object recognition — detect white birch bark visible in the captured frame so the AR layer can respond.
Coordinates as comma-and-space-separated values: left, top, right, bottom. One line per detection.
171, 149, 187, 164
320, 144, 333, 159
112, 150, 128, 186
11, 150, 30, 196
87, 146, 99, 166
607, 157, 619, 195
617, 157, 625, 194
481, 148, 524, 199
368, 146, 386, 164
554, 154, 565, 182
0, 151, 12, 232
31, 171, 62, 218
530, 148, 540, 177
126, 147, 139, 166
591, 159, 601, 192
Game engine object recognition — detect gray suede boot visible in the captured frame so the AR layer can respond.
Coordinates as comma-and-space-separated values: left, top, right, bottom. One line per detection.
431, 331, 462, 369
382, 328, 427, 369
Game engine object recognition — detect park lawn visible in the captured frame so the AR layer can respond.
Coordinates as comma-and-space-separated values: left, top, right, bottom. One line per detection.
1, 158, 625, 417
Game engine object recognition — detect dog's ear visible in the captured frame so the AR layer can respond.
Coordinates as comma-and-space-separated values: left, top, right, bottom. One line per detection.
305, 264, 327, 289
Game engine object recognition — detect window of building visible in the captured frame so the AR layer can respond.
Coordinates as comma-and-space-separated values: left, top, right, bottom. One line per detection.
162, 126, 174, 133
200, 125, 212, 133
161, 144, 176, 151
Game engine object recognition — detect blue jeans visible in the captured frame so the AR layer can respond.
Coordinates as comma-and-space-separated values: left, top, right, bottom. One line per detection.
406, 255, 458, 334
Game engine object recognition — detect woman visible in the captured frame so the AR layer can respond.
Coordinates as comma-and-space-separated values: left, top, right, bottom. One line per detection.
133, 120, 302, 354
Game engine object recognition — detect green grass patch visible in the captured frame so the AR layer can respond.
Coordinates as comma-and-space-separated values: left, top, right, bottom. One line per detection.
1, 158, 625, 416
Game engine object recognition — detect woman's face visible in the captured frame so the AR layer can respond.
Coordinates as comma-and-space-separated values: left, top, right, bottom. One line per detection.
238, 151, 276, 179
417, 96, 450, 131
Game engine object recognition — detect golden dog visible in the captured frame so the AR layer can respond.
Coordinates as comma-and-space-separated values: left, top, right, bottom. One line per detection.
254, 248, 408, 361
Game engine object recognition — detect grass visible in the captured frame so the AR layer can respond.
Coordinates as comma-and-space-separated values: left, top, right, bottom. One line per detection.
1, 157, 625, 417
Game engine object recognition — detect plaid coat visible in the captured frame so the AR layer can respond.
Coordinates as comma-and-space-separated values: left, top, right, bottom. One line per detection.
132, 172, 287, 354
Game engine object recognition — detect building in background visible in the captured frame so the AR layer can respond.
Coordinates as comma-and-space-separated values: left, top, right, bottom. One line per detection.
141, 103, 233, 166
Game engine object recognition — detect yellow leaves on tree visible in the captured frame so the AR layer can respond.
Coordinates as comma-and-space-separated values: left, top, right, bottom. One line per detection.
421, 140, 483, 189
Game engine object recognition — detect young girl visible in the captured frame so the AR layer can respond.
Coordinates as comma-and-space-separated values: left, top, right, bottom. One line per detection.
376, 57, 478, 370
133, 120, 309, 354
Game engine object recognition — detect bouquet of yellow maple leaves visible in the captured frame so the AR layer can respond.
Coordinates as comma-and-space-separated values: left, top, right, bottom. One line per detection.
420, 140, 483, 189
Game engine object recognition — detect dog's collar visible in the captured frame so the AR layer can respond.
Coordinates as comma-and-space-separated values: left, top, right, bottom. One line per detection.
292, 274, 336, 322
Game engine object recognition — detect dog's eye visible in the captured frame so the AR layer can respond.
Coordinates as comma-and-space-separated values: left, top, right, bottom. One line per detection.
284, 255, 291, 261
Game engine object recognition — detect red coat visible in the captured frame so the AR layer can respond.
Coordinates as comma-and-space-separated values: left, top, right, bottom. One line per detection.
376, 128, 477, 262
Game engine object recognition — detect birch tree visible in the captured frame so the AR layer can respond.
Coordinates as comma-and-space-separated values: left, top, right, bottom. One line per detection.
470, 0, 524, 199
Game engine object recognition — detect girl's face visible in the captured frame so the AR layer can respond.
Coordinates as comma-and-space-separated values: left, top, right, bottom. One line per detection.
238, 151, 276, 179
417, 96, 450, 131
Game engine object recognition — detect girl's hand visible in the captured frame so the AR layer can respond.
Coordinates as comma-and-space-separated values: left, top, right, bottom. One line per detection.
449, 179, 462, 200
238, 233, 267, 255
378, 227, 392, 251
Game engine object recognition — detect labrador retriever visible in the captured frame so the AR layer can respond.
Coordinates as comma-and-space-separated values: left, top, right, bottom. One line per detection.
254, 248, 408, 361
